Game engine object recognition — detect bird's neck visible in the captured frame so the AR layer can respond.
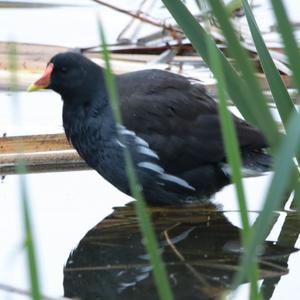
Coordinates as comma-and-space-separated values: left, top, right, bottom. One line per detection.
62, 66, 110, 123
63, 91, 109, 134
61, 67, 118, 153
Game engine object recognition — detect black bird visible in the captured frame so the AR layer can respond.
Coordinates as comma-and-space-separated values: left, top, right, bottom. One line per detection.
28, 52, 271, 205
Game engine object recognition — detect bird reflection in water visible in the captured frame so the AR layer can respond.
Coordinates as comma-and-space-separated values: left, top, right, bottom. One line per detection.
63, 202, 297, 300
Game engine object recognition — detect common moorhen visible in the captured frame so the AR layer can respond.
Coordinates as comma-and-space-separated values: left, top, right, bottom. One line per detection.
28, 52, 271, 204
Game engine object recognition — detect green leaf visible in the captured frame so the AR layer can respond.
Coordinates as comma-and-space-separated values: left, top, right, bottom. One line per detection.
20, 172, 42, 300
207, 0, 278, 147
233, 110, 300, 288
206, 31, 250, 241
207, 31, 261, 300
270, 0, 300, 95
242, 0, 295, 126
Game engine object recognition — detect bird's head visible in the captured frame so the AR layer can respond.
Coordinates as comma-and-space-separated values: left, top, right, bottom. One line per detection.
27, 52, 101, 99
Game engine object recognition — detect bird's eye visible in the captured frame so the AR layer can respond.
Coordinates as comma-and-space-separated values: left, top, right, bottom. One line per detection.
60, 66, 68, 73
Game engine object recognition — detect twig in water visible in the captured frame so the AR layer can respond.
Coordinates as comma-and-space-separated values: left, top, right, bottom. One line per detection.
163, 226, 209, 286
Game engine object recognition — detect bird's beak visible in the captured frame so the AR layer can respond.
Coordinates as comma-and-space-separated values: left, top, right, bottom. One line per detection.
27, 63, 54, 92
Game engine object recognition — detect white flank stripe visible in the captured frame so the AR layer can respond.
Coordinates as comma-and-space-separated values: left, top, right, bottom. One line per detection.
241, 168, 263, 177
115, 139, 125, 148
159, 173, 195, 191
119, 282, 136, 288
117, 124, 135, 136
121, 128, 135, 136
135, 136, 149, 147
221, 164, 231, 177
221, 163, 263, 178
117, 125, 159, 160
136, 272, 149, 282
137, 146, 159, 159
138, 162, 164, 174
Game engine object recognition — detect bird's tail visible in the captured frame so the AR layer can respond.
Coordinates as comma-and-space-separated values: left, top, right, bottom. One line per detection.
240, 151, 272, 177
221, 151, 272, 178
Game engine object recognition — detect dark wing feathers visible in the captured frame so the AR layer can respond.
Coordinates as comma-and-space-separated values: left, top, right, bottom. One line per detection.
118, 69, 267, 173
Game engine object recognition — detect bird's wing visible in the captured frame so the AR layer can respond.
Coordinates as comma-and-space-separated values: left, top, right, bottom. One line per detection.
117, 69, 267, 173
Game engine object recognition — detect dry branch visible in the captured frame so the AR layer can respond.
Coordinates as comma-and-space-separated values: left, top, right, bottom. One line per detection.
0, 133, 88, 175
90, 0, 181, 36
0, 133, 71, 154
0, 151, 88, 175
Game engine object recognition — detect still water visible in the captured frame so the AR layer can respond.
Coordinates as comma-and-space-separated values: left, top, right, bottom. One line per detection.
1, 1, 300, 299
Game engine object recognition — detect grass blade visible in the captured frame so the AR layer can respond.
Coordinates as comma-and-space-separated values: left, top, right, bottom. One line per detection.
270, 0, 300, 95
242, 0, 295, 126
207, 33, 261, 300
233, 110, 300, 288
241, 0, 300, 205
98, 22, 173, 300
242, 0, 300, 209
206, 0, 278, 146
19, 171, 42, 300
205, 0, 300, 292
206, 30, 250, 243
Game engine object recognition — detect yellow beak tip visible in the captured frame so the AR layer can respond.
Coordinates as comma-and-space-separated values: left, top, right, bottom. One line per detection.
27, 83, 40, 92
